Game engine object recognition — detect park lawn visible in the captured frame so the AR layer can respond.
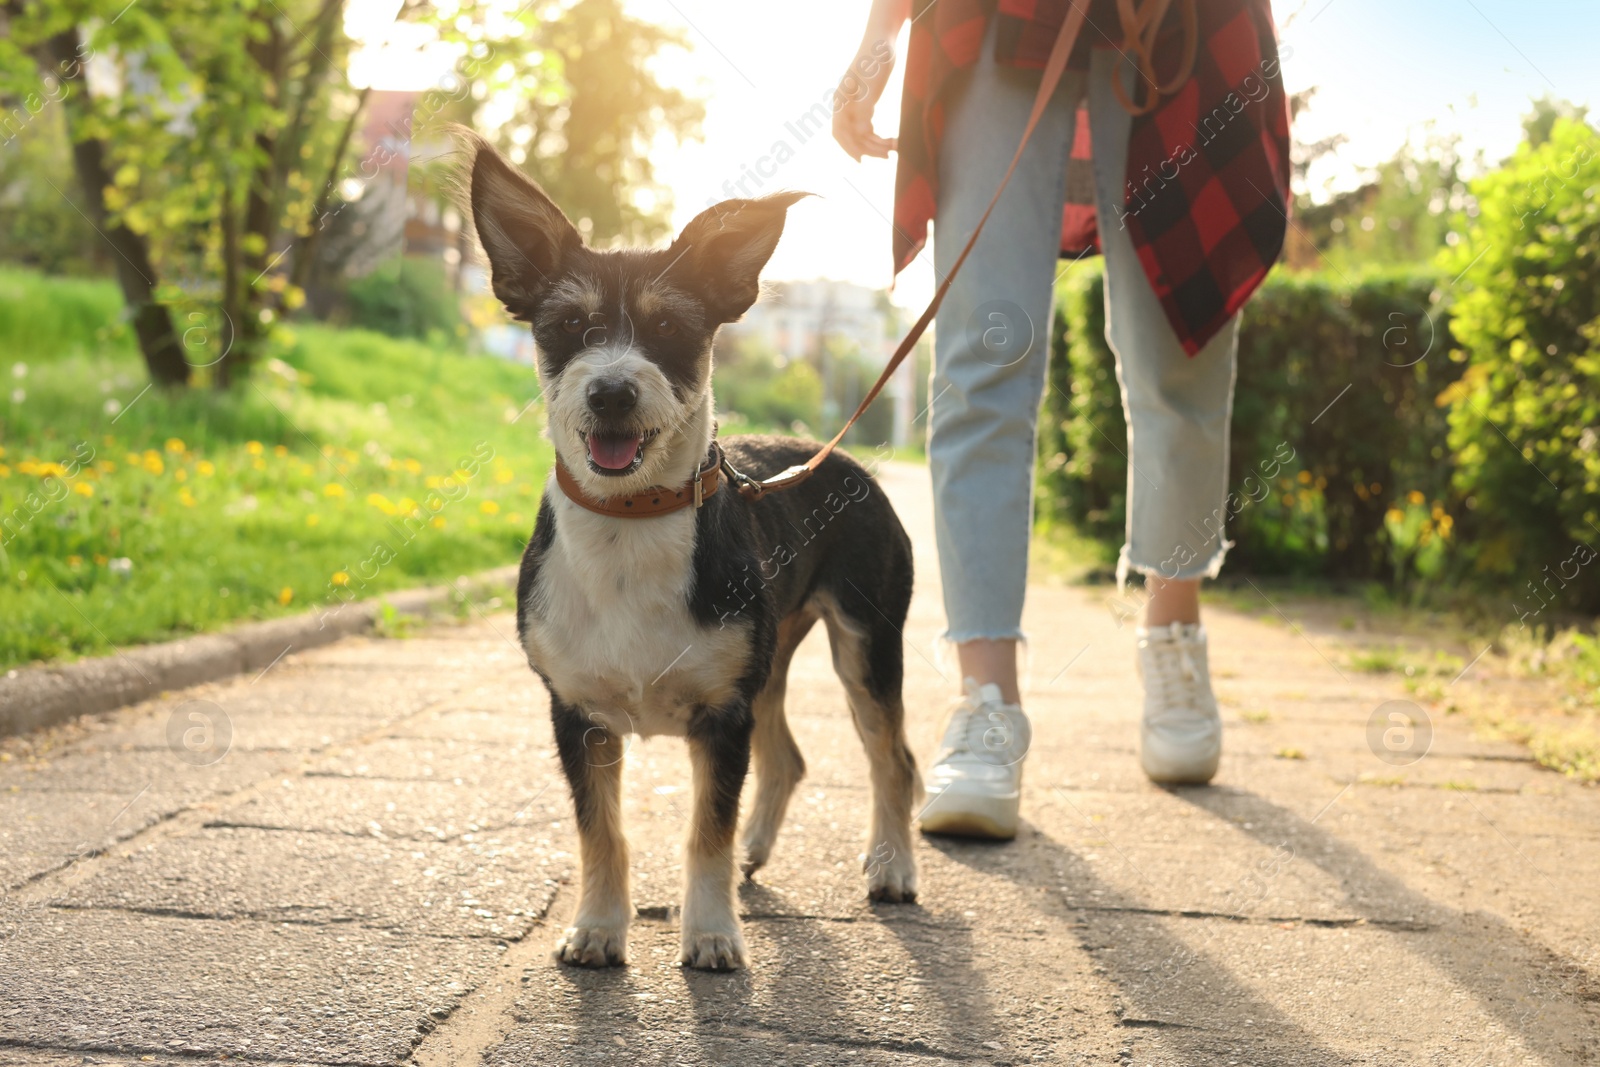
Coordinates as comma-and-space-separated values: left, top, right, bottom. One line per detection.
0, 268, 550, 671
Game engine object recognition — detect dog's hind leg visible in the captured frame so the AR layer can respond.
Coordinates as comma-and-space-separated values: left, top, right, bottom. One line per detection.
741, 609, 816, 879
551, 700, 631, 967
816, 592, 921, 903
683, 700, 754, 970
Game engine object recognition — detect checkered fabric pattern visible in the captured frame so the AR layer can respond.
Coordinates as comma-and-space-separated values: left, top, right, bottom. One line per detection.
893, 0, 1291, 356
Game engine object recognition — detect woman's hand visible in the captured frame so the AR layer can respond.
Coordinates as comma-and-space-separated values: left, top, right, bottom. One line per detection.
833, 0, 911, 161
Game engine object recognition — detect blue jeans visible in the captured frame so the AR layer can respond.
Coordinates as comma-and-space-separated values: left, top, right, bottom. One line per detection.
929, 35, 1240, 642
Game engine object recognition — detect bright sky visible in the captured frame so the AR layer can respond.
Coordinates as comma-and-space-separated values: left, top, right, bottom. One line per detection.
350, 0, 1600, 311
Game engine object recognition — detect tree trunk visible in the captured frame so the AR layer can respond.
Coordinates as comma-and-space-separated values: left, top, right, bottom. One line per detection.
41, 26, 189, 386
288, 85, 370, 305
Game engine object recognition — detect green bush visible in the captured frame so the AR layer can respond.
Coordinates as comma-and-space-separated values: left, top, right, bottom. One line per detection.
1440, 117, 1600, 610
343, 256, 464, 340
714, 338, 824, 432
1037, 264, 1463, 584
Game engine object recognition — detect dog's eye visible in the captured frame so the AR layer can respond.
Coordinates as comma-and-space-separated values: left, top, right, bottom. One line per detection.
654, 318, 678, 337
561, 315, 585, 334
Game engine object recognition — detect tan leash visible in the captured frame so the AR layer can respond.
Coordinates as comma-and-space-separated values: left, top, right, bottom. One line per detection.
725, 1, 1090, 500
726, 0, 1196, 501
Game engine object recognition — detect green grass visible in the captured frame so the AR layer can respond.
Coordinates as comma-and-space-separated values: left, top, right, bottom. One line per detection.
0, 268, 549, 670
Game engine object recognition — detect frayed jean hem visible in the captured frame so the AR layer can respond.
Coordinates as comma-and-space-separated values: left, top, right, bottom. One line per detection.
1116, 541, 1231, 593
941, 629, 1029, 644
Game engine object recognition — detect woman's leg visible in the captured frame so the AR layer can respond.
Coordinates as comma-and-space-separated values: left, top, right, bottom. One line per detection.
930, 25, 1083, 703
1087, 50, 1239, 784
920, 19, 1081, 838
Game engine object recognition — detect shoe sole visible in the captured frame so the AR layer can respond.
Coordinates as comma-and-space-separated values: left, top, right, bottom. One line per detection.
918, 790, 1020, 840
1140, 750, 1220, 786
920, 810, 1017, 840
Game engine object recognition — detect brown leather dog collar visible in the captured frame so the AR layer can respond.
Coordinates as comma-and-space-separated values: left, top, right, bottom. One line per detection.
554, 442, 723, 517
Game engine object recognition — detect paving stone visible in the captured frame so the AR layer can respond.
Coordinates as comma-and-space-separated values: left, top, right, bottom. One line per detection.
209, 772, 566, 842
58, 825, 567, 940
0, 909, 501, 1065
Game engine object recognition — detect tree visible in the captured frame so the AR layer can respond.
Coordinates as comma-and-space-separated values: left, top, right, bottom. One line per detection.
1521, 95, 1589, 151
1, 0, 369, 386
1, 0, 701, 387
3, 4, 191, 384
422, 0, 703, 246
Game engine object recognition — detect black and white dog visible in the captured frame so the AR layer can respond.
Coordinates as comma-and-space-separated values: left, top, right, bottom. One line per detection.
463, 135, 920, 972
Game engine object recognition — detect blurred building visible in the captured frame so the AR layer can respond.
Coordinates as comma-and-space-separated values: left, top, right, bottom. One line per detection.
722, 279, 888, 367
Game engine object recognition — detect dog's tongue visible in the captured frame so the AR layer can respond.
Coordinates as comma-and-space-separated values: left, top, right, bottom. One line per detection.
588, 433, 642, 470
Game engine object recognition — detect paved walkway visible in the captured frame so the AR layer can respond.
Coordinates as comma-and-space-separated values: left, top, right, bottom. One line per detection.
2, 463, 1597, 1066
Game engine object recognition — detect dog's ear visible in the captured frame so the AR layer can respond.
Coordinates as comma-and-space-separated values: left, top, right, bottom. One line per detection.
668, 192, 811, 323
460, 129, 581, 321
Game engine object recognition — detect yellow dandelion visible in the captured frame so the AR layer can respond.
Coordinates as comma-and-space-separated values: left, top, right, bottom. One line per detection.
93, 553, 108, 565
479, 500, 500, 515
98, 460, 116, 474
306, 514, 321, 527
1296, 469, 1312, 485
403, 458, 422, 474
1439, 514, 1454, 534
1386, 507, 1405, 525
494, 467, 514, 484
430, 516, 446, 529
72, 482, 94, 497
164, 437, 185, 454
141, 452, 164, 475
125, 452, 141, 465
67, 554, 82, 567
331, 571, 350, 586
1407, 490, 1425, 506
366, 492, 398, 515
0, 464, 10, 477
323, 483, 346, 498
424, 475, 442, 489
196, 460, 215, 476
246, 441, 264, 455
397, 497, 419, 515
278, 586, 294, 605
175, 468, 188, 482
273, 445, 288, 457
178, 488, 196, 507
252, 458, 266, 471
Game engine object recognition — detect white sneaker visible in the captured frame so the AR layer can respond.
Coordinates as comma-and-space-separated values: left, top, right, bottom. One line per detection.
919, 679, 1032, 840
1137, 622, 1222, 784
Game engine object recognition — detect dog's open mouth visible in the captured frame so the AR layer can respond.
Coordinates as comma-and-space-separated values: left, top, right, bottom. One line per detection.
582, 429, 658, 475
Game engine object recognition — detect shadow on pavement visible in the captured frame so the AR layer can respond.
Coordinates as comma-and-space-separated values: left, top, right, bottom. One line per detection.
1175, 785, 1599, 1065
924, 828, 1365, 1067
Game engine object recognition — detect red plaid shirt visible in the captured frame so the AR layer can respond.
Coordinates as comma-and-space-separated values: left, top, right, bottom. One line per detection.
894, 0, 1291, 355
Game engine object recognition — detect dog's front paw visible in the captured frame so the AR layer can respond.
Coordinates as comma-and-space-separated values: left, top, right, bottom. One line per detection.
865, 847, 918, 903
555, 924, 628, 967
680, 928, 747, 971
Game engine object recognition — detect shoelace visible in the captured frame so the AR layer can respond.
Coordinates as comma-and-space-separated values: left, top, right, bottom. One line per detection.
937, 680, 1028, 766
1144, 629, 1206, 728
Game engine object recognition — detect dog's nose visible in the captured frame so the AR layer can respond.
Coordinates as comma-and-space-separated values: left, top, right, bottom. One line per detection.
586, 379, 638, 415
